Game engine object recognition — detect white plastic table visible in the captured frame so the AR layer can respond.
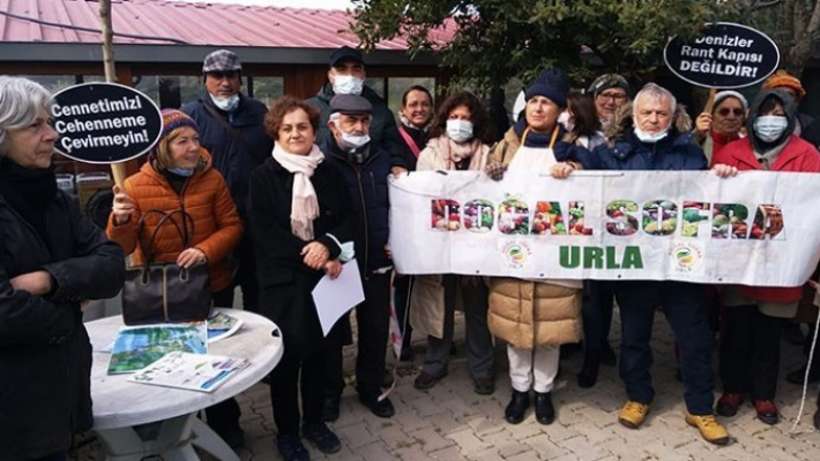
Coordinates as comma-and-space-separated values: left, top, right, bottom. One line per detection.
86, 309, 283, 461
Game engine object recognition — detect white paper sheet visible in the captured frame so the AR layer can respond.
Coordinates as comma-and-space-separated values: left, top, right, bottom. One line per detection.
311, 260, 365, 337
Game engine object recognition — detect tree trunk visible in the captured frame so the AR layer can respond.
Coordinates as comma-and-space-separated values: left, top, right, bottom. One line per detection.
98, 0, 126, 186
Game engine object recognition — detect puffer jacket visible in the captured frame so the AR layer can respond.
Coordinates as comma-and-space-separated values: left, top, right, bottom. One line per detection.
182, 92, 273, 218
488, 279, 582, 348
712, 89, 820, 303
485, 119, 584, 349
594, 101, 706, 171
0, 184, 124, 460
106, 149, 242, 292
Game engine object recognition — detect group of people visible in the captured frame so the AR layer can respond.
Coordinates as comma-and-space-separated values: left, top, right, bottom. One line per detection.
1, 43, 820, 461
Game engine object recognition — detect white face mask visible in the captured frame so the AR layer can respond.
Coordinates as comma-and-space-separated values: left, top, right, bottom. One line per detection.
332, 75, 364, 95
209, 93, 240, 112
446, 119, 474, 143
634, 126, 669, 143
754, 115, 788, 142
558, 111, 574, 133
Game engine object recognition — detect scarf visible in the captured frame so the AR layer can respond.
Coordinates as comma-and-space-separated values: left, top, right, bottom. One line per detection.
428, 135, 484, 170
0, 157, 57, 245
272, 143, 324, 240
514, 117, 558, 148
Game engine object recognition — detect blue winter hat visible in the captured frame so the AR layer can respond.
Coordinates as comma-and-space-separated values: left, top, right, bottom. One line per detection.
524, 68, 570, 107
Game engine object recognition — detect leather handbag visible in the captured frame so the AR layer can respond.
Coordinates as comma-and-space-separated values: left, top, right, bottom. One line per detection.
122, 209, 212, 325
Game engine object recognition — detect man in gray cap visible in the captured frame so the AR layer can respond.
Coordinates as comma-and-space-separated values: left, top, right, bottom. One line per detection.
181, 49, 273, 449
318, 94, 396, 421
308, 46, 409, 174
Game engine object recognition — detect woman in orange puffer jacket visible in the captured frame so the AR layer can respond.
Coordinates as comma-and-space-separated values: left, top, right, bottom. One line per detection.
106, 109, 244, 445
106, 109, 242, 302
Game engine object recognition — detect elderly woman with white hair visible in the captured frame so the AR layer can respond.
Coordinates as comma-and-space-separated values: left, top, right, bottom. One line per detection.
693, 90, 749, 164
0, 76, 125, 461
592, 83, 730, 446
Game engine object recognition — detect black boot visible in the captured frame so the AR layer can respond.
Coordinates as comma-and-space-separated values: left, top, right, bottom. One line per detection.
504, 390, 530, 425
534, 392, 555, 425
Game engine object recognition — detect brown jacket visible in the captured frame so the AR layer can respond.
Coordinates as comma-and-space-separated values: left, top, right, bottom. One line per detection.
488, 278, 582, 349
106, 149, 242, 292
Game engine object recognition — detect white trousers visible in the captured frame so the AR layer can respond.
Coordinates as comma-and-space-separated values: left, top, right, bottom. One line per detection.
507, 344, 560, 393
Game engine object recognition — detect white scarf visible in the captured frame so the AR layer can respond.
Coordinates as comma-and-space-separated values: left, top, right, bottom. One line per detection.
272, 142, 325, 240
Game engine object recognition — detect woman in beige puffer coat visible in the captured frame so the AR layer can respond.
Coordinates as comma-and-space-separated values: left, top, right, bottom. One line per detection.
484, 68, 586, 426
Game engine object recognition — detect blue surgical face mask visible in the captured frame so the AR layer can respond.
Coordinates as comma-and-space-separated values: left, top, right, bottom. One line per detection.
753, 115, 788, 142
167, 167, 195, 177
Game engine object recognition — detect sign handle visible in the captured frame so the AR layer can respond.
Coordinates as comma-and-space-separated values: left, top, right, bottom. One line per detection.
98, 0, 127, 187
703, 88, 717, 114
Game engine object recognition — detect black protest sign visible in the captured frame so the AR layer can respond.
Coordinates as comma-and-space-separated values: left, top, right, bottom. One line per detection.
664, 22, 780, 89
51, 82, 162, 164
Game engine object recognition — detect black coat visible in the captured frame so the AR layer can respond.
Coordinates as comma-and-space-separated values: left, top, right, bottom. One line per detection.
182, 92, 274, 217
320, 136, 391, 274
248, 157, 353, 352
0, 191, 125, 460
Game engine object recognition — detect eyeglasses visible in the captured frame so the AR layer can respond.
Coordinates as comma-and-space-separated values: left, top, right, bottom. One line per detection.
597, 92, 627, 102
717, 108, 744, 117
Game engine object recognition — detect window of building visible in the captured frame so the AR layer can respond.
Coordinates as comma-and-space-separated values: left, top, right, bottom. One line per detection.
249, 76, 284, 108
21, 75, 77, 92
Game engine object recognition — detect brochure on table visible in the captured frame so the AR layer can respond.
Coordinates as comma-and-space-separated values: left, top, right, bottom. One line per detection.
107, 323, 208, 375
129, 351, 250, 393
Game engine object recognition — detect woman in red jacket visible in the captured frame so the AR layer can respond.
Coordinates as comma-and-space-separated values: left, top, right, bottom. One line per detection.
712, 88, 820, 425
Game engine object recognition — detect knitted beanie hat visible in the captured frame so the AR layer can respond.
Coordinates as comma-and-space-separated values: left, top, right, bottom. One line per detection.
161, 109, 199, 140
762, 70, 806, 99
524, 68, 570, 107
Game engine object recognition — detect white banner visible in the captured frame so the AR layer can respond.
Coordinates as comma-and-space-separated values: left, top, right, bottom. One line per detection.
388, 170, 820, 286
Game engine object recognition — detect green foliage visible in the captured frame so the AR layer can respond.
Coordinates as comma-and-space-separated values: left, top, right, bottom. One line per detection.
351, 0, 742, 91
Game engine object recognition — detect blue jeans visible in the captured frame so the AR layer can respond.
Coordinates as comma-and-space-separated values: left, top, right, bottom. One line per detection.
612, 281, 715, 415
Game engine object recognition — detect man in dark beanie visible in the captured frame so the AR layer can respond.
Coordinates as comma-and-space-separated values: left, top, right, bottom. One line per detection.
181, 48, 273, 448
307, 46, 409, 175
318, 94, 396, 421
588, 73, 631, 132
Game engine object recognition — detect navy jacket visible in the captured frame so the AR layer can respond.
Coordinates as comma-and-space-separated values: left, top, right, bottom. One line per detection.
593, 130, 707, 171
319, 136, 391, 275
182, 92, 273, 217
308, 83, 410, 169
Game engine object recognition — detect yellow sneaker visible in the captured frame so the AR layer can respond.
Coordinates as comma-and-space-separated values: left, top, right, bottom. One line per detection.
618, 401, 650, 428
685, 412, 730, 445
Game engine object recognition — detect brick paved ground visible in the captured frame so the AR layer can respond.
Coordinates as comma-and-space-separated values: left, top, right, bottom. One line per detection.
76, 308, 820, 460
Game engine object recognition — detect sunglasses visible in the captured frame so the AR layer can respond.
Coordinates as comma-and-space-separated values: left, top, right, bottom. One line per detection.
717, 108, 744, 117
